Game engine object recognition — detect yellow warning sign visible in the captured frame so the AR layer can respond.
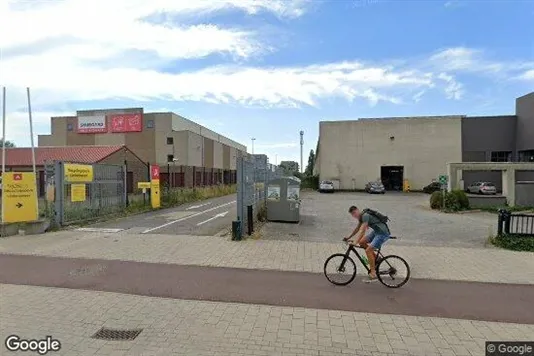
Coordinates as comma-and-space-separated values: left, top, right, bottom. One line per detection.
138, 182, 151, 189
64, 164, 93, 182
1, 172, 39, 223
71, 184, 86, 202
150, 179, 160, 208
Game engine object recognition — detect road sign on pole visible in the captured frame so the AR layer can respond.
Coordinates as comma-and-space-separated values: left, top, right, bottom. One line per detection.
439, 175, 448, 185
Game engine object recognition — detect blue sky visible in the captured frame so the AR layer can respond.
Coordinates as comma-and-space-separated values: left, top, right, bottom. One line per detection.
1, 0, 533, 165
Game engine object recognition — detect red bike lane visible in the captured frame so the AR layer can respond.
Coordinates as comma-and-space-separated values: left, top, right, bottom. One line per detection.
0, 253, 533, 324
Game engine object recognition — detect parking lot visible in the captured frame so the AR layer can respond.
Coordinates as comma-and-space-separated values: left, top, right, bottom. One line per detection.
261, 191, 498, 248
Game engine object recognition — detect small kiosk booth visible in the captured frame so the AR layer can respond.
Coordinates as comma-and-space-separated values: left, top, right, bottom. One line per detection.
266, 176, 301, 223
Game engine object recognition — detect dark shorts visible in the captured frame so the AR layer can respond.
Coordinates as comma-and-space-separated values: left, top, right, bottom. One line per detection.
365, 230, 390, 249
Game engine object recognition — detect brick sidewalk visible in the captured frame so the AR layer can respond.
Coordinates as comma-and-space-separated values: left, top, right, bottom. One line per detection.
1, 230, 533, 284
2, 284, 533, 356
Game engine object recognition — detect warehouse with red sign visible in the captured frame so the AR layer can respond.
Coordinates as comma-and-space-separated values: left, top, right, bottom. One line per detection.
38, 108, 247, 188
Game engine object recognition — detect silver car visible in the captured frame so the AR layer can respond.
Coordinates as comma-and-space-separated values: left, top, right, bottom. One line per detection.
466, 181, 497, 195
319, 180, 334, 193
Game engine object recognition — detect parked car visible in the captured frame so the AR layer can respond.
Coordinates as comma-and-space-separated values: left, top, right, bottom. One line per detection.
365, 181, 385, 194
423, 181, 442, 194
466, 181, 497, 195
319, 180, 334, 193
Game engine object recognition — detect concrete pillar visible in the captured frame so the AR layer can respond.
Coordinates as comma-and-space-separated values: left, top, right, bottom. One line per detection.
447, 164, 458, 191
502, 168, 516, 206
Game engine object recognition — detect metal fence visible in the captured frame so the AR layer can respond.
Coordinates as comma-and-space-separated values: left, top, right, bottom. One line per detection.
236, 156, 282, 238
497, 209, 534, 237
48, 161, 126, 225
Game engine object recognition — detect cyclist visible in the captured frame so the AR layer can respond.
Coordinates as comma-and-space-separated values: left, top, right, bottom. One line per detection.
344, 206, 391, 283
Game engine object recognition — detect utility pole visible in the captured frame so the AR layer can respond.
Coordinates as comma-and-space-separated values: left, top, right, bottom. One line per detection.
251, 137, 256, 155
300, 131, 304, 173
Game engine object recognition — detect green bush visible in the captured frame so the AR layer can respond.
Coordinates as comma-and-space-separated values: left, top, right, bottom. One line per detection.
450, 189, 470, 210
430, 191, 443, 209
430, 190, 469, 212
161, 184, 236, 207
492, 234, 534, 252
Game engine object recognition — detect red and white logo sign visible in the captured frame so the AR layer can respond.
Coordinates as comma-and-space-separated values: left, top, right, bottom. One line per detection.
110, 114, 143, 133
77, 115, 107, 134
151, 165, 160, 180
13, 173, 22, 181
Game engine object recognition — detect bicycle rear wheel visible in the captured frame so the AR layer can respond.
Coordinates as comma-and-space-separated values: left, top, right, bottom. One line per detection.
324, 253, 357, 286
376, 255, 410, 288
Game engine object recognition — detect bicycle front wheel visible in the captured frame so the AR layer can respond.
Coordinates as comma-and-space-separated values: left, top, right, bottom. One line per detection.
324, 253, 357, 286
376, 255, 410, 288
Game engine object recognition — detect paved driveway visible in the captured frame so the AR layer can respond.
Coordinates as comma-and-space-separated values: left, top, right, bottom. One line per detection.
261, 191, 497, 247
86, 194, 236, 236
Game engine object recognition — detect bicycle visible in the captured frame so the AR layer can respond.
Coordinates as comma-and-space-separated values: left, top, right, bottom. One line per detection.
323, 236, 410, 288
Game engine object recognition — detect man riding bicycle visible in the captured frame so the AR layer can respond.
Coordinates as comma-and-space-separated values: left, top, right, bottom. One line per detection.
344, 206, 391, 283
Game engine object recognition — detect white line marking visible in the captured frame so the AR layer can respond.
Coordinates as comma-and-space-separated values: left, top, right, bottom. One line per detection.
186, 202, 212, 210
197, 211, 229, 226
75, 228, 124, 233
142, 201, 236, 234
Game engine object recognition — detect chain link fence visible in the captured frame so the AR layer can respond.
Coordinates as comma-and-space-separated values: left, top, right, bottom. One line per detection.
45, 161, 127, 226
236, 155, 282, 238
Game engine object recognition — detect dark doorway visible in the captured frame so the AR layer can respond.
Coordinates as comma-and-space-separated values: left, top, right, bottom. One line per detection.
381, 166, 404, 191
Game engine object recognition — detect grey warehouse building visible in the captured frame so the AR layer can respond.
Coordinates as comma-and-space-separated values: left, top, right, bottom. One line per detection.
314, 92, 534, 191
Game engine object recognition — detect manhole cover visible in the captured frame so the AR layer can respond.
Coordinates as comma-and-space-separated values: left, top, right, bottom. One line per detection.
92, 328, 143, 341
69, 264, 107, 277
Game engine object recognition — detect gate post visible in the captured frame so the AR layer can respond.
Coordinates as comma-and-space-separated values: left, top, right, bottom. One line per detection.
53, 161, 64, 226
123, 163, 128, 207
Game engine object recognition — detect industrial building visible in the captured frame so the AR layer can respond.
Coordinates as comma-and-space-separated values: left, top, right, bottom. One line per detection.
314, 92, 534, 191
38, 108, 247, 187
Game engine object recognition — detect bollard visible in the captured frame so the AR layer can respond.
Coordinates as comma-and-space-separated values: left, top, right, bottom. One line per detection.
247, 205, 254, 235
232, 220, 242, 241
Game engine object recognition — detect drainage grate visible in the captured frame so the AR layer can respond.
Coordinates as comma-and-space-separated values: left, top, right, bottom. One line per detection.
92, 327, 143, 341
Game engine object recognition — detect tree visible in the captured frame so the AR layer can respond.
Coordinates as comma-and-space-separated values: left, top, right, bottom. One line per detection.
280, 161, 299, 175
304, 149, 315, 177
0, 139, 15, 148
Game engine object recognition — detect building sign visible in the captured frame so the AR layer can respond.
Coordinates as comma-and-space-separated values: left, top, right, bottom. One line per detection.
71, 184, 86, 202
77, 115, 107, 134
64, 164, 94, 182
137, 182, 151, 189
1, 172, 38, 223
110, 114, 143, 133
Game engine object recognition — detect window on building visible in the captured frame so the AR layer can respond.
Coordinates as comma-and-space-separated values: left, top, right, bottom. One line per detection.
146, 120, 154, 128
167, 137, 173, 145
518, 150, 534, 162
490, 151, 512, 162
167, 154, 174, 162
67, 123, 73, 131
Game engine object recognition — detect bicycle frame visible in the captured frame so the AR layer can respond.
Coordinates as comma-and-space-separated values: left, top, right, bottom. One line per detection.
342, 244, 389, 274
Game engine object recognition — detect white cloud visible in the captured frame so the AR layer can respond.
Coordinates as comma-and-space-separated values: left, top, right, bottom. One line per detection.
437, 73, 464, 100
519, 69, 534, 81
429, 47, 534, 76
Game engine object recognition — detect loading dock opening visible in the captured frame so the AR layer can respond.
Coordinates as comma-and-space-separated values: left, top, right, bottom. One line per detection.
381, 166, 404, 191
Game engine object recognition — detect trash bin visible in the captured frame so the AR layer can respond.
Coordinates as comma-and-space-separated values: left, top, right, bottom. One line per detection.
266, 177, 301, 222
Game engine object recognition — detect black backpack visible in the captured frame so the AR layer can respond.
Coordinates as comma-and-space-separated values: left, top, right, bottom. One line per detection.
362, 208, 390, 224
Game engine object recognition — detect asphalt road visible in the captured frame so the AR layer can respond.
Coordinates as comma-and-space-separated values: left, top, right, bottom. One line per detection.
1, 254, 533, 324
88, 194, 236, 236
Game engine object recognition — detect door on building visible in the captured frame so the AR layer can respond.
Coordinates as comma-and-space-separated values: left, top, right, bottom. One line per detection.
380, 166, 404, 191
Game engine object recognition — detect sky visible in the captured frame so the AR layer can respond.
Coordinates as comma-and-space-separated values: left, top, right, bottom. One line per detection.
1, 0, 533, 165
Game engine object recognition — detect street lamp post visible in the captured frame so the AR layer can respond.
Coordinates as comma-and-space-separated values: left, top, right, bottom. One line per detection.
251, 138, 256, 155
